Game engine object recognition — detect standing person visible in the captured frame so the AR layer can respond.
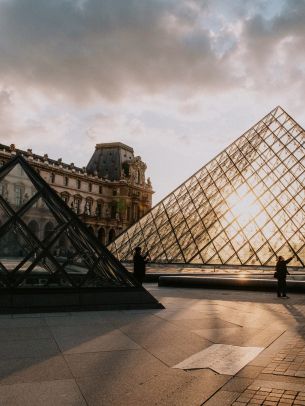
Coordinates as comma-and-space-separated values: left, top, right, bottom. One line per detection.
275, 256, 293, 298
133, 246, 149, 286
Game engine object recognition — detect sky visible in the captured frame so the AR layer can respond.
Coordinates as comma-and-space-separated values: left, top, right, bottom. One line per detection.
1, 0, 305, 204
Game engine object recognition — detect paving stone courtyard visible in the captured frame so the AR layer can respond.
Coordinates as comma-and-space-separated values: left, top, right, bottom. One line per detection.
1, 284, 305, 405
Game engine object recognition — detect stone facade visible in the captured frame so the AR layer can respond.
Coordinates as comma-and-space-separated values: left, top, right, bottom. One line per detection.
0, 142, 153, 245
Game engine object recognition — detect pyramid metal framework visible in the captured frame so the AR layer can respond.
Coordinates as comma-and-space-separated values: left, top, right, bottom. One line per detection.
109, 107, 305, 268
0, 155, 162, 310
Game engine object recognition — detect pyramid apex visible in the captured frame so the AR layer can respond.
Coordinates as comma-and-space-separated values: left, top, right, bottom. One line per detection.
272, 105, 289, 115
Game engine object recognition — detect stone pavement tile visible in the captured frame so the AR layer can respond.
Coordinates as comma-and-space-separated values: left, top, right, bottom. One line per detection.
171, 316, 237, 331
237, 365, 265, 379
0, 355, 73, 385
192, 327, 242, 342
0, 338, 59, 360
127, 369, 230, 406
215, 311, 262, 328
192, 326, 284, 348
77, 367, 229, 406
0, 326, 52, 341
173, 344, 264, 375
153, 309, 221, 321
250, 331, 295, 361
243, 328, 286, 347
202, 390, 240, 405
180, 304, 220, 315
251, 379, 305, 392
49, 322, 115, 339
44, 314, 115, 327
222, 377, 254, 392
110, 314, 167, 329
56, 329, 140, 354
0, 379, 86, 406
249, 355, 279, 367
255, 374, 305, 386
233, 382, 305, 406
117, 315, 176, 334
169, 317, 240, 330
65, 348, 168, 379
76, 368, 186, 406
120, 321, 212, 366
261, 335, 305, 378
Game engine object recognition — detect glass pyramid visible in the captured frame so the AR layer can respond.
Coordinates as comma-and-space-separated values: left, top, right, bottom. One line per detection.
0, 155, 162, 310
109, 107, 305, 268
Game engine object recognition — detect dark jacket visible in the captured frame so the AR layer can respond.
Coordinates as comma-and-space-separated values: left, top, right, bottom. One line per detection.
276, 257, 293, 279
133, 252, 148, 280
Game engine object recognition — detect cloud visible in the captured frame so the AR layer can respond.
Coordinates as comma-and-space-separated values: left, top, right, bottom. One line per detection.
240, 0, 305, 90
0, 0, 305, 103
0, 0, 241, 101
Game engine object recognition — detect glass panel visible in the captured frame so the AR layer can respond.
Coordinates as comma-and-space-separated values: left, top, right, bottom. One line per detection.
82, 256, 135, 287
0, 222, 38, 272
16, 255, 73, 288
200, 243, 217, 262
0, 201, 10, 227
21, 197, 60, 241
0, 163, 38, 210
164, 243, 181, 262
174, 221, 189, 239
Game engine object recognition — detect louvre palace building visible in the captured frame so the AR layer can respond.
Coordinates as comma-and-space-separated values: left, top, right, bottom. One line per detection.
0, 142, 153, 246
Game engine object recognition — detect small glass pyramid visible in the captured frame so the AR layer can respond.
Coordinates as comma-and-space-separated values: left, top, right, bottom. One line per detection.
109, 107, 305, 268
0, 155, 163, 311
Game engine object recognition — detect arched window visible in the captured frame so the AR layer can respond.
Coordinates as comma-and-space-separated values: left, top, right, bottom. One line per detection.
44, 221, 54, 240
96, 200, 104, 218
85, 198, 93, 215
110, 202, 117, 219
61, 193, 70, 205
50, 173, 55, 183
108, 229, 116, 244
28, 220, 39, 238
98, 228, 106, 245
73, 196, 82, 214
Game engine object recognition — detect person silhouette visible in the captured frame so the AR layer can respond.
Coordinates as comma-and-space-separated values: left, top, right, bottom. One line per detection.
133, 246, 149, 286
275, 255, 293, 298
